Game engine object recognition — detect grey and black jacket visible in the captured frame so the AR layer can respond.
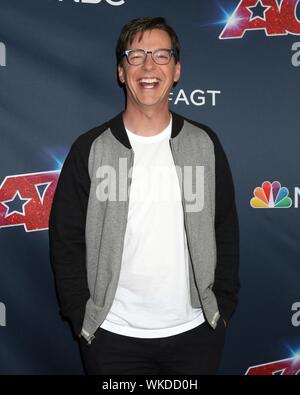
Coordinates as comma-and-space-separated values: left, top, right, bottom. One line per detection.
49, 111, 240, 344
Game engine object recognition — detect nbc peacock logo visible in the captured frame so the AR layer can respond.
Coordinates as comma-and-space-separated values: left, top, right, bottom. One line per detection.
250, 181, 293, 209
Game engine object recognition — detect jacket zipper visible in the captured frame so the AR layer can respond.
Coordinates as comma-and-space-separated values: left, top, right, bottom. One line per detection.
168, 138, 196, 286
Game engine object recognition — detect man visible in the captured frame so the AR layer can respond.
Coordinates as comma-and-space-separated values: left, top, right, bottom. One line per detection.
49, 16, 239, 375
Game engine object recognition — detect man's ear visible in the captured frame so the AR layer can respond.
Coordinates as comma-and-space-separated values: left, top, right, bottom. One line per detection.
118, 64, 125, 84
174, 61, 181, 83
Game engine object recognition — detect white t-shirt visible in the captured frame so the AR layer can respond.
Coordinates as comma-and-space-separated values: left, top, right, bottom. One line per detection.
100, 116, 205, 338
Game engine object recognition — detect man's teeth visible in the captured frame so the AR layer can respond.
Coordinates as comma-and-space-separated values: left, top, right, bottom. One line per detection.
139, 78, 159, 83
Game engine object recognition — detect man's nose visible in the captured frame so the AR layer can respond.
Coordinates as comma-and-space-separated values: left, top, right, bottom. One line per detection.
142, 52, 156, 69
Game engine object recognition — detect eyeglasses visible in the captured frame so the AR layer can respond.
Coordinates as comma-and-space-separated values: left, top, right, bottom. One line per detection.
120, 48, 176, 66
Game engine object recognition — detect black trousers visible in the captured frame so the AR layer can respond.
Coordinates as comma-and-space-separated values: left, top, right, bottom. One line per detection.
78, 318, 226, 375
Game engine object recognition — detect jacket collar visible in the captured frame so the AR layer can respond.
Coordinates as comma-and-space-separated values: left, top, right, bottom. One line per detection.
109, 110, 184, 149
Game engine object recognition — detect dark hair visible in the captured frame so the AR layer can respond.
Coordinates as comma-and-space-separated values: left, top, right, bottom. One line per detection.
116, 17, 180, 65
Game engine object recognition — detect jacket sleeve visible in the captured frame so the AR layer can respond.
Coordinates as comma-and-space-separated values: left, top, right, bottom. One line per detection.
48, 139, 91, 338
211, 133, 240, 324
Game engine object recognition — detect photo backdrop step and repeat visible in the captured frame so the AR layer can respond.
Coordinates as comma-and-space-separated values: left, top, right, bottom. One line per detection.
1, 0, 299, 375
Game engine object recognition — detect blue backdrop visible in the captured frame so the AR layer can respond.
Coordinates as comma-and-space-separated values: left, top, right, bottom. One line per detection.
1, 0, 299, 375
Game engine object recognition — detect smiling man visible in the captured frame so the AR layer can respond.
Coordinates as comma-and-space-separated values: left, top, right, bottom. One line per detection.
49, 17, 240, 375
117, 27, 180, 132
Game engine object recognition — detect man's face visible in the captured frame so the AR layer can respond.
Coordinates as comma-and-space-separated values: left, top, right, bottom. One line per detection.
118, 29, 181, 110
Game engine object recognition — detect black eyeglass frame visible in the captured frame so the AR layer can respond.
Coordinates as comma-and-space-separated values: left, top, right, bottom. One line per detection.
119, 48, 177, 66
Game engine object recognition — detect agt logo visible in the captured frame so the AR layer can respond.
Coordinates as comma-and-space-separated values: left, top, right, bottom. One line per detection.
250, 181, 300, 208
0, 170, 59, 232
169, 89, 221, 106
58, 0, 125, 5
220, 0, 300, 39
246, 356, 300, 374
